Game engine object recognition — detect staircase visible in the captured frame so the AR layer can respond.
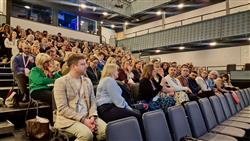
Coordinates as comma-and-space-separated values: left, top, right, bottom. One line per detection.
0, 63, 50, 128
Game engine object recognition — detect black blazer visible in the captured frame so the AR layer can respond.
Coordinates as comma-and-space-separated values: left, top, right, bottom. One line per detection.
86, 66, 101, 85
139, 78, 162, 102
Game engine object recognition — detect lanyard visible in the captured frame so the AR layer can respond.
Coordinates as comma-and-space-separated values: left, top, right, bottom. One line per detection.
22, 54, 30, 68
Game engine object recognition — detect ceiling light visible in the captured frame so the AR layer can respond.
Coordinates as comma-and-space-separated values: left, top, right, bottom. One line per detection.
93, 7, 96, 11
156, 10, 162, 16
179, 46, 185, 50
100, 21, 104, 24
80, 21, 85, 25
124, 21, 128, 25
102, 12, 108, 16
80, 4, 87, 9
24, 5, 31, 9
209, 42, 217, 46
177, 3, 184, 9
155, 50, 161, 53
248, 37, 250, 41
111, 24, 115, 28
135, 18, 140, 22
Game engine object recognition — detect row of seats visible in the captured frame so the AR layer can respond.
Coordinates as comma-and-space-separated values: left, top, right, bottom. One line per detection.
106, 88, 250, 141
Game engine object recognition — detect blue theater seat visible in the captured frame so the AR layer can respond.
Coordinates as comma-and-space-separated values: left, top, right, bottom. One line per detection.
224, 93, 250, 122
167, 105, 192, 141
142, 110, 172, 141
198, 98, 245, 138
106, 117, 143, 141
209, 96, 250, 130
184, 101, 237, 141
217, 94, 250, 120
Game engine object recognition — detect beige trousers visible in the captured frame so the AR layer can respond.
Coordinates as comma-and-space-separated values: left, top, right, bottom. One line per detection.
62, 118, 106, 141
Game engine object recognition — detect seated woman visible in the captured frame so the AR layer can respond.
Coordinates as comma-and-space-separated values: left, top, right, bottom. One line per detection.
222, 73, 238, 91
96, 64, 141, 123
139, 64, 175, 111
29, 53, 61, 105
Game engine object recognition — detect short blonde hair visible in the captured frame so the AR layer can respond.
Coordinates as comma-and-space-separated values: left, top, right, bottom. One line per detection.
101, 64, 118, 79
35, 53, 51, 69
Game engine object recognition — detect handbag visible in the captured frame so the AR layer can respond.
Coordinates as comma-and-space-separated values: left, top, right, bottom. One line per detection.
231, 91, 240, 104
25, 100, 50, 139
174, 91, 190, 105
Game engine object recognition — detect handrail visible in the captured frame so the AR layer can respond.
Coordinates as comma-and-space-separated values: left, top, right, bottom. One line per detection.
123, 2, 250, 39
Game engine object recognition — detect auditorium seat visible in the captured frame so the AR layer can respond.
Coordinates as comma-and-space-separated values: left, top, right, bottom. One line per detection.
106, 117, 143, 141
168, 105, 237, 141
239, 90, 250, 110
233, 91, 250, 117
184, 101, 237, 141
198, 98, 245, 138
167, 105, 192, 141
218, 95, 250, 123
142, 110, 172, 141
209, 96, 250, 130
224, 93, 250, 122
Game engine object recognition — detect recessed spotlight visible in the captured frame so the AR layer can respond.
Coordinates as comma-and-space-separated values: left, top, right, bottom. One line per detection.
155, 50, 161, 53
100, 21, 104, 24
177, 3, 184, 9
209, 42, 217, 46
80, 21, 84, 25
135, 18, 140, 22
111, 24, 115, 28
156, 10, 162, 16
179, 46, 185, 50
24, 5, 31, 9
80, 4, 87, 9
124, 21, 128, 25
248, 37, 250, 41
102, 12, 108, 16
93, 7, 96, 11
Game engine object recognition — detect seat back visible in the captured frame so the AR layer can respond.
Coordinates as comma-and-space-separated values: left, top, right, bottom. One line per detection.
217, 94, 232, 119
142, 110, 172, 141
234, 91, 243, 112
243, 89, 250, 105
236, 91, 244, 110
198, 98, 218, 130
247, 88, 250, 102
240, 89, 249, 106
184, 101, 208, 138
225, 93, 237, 115
209, 96, 226, 123
106, 117, 143, 141
168, 106, 192, 141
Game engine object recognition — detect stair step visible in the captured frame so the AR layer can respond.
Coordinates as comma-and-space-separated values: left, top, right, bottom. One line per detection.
0, 67, 12, 73
0, 79, 14, 82
0, 73, 13, 79
0, 86, 18, 91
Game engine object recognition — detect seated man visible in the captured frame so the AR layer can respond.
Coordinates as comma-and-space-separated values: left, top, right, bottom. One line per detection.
54, 53, 106, 141
13, 41, 35, 102
188, 71, 202, 101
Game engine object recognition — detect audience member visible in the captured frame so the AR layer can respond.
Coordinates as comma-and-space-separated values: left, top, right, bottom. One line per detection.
54, 54, 106, 141
96, 64, 141, 123
29, 53, 61, 105
13, 41, 35, 102
87, 56, 101, 85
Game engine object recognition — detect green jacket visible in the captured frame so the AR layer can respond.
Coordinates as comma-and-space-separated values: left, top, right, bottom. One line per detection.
29, 67, 61, 94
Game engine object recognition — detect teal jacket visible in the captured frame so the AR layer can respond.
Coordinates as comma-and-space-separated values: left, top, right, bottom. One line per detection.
29, 67, 61, 94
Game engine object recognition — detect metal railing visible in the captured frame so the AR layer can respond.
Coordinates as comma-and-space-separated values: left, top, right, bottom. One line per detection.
123, 2, 250, 39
